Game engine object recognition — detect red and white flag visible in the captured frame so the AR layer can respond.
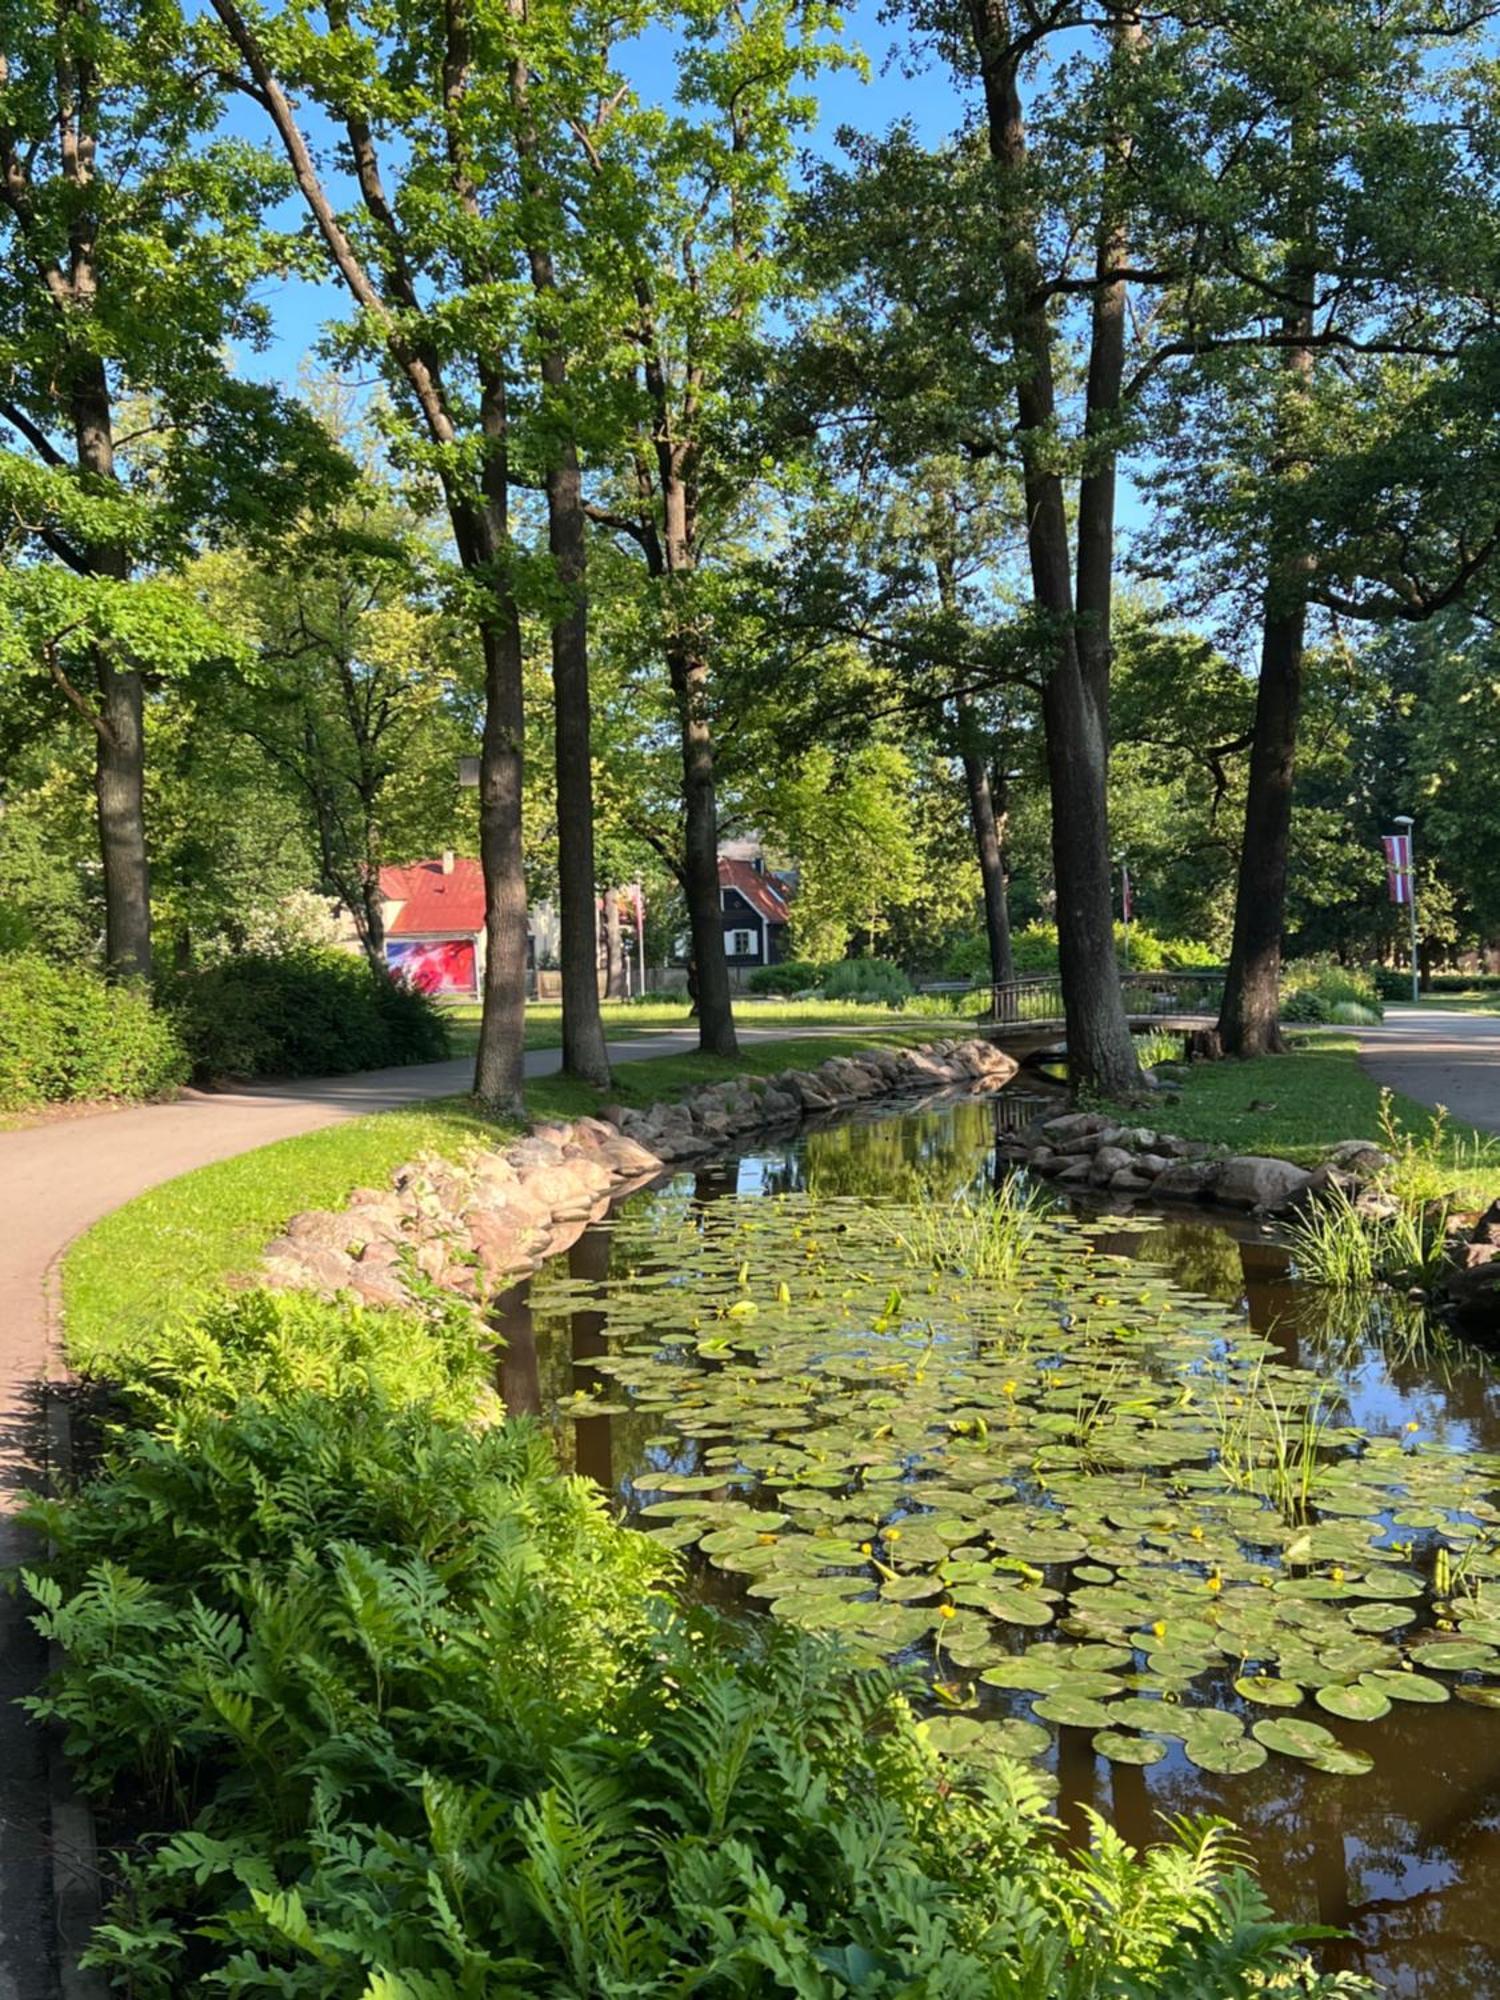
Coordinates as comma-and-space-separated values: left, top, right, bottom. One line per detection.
1383, 833, 1413, 906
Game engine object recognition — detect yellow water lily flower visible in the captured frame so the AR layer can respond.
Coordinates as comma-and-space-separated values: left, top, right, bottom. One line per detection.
938, 1604, 957, 1620
1151, 1620, 1167, 1640
1206, 1574, 1223, 1594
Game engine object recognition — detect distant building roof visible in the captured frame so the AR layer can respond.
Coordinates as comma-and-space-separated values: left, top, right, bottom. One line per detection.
380, 857, 486, 937
719, 856, 791, 925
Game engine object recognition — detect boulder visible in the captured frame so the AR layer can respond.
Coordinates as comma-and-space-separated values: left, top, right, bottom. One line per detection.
1113, 1126, 1158, 1151
1055, 1161, 1093, 1185
284, 1208, 362, 1253
347, 1268, 410, 1308
1040, 1111, 1114, 1143
1109, 1168, 1158, 1194
1217, 1155, 1313, 1211
1134, 1153, 1171, 1179
1327, 1139, 1395, 1177
1153, 1158, 1225, 1201
1089, 1145, 1134, 1182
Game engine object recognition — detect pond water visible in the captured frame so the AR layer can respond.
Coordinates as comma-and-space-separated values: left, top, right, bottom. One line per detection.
496, 1088, 1500, 1998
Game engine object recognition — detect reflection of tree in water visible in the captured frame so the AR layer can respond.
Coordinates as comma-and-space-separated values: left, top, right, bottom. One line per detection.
1088, 1694, 1500, 1993
801, 1097, 1006, 1205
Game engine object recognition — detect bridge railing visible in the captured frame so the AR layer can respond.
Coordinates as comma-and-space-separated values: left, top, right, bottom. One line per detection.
985, 967, 1226, 1026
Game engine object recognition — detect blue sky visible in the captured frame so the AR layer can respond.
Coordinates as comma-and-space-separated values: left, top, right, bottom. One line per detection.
232, 1, 959, 390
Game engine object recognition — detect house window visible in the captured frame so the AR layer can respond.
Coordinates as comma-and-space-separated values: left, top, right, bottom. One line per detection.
730, 928, 759, 958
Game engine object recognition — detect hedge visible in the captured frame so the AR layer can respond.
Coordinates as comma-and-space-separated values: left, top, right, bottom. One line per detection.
0, 953, 188, 1111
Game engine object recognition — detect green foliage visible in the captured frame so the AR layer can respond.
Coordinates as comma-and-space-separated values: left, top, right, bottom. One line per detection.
123, 1289, 496, 1431
26, 1380, 1356, 1997
951, 923, 1218, 978
820, 957, 914, 1005
747, 958, 824, 995
1286, 1184, 1449, 1291
0, 953, 187, 1111
157, 949, 449, 1081
1280, 959, 1384, 1026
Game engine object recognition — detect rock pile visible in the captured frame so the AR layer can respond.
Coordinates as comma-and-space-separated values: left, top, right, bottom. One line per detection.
260, 1037, 1020, 1309
1442, 1199, 1500, 1325
1001, 1110, 1395, 1217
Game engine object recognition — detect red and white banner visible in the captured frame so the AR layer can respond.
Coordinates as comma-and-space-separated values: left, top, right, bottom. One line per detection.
1383, 833, 1413, 906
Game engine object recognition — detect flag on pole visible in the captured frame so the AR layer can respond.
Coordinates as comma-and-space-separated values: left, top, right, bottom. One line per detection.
1120, 863, 1133, 925
1383, 833, 1413, 906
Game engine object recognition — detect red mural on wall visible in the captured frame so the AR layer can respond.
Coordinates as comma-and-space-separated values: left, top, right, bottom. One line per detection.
387, 937, 477, 996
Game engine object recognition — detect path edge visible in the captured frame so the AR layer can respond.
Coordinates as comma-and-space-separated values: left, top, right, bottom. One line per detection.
41, 1257, 109, 2000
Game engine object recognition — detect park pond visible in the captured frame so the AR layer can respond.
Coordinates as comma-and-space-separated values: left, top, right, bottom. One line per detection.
495, 1087, 1500, 1998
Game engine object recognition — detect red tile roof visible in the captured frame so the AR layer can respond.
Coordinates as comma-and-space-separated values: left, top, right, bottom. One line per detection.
380, 857, 486, 937
719, 857, 791, 925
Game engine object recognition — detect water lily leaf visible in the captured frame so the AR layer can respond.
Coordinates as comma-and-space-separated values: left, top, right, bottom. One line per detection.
1360, 1669, 1448, 1705
1455, 1684, 1500, 1708
981, 1658, 1068, 1694
1251, 1717, 1341, 1760
1315, 1682, 1391, 1722
1031, 1691, 1118, 1730
1180, 1730, 1267, 1774
1234, 1675, 1303, 1708
1344, 1603, 1417, 1632
1307, 1745, 1375, 1776
1092, 1729, 1167, 1766
1408, 1642, 1498, 1671
983, 1585, 1056, 1628
987, 1717, 1053, 1759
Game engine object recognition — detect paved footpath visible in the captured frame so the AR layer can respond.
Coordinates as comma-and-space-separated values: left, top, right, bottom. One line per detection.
0, 1021, 836, 2000
1358, 1005, 1500, 1137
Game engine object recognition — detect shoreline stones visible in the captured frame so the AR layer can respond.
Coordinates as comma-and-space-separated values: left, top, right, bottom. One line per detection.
259, 1037, 1020, 1310
1001, 1111, 1397, 1221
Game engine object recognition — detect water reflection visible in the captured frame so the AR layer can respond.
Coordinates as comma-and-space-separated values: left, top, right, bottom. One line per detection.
495, 1087, 1500, 1998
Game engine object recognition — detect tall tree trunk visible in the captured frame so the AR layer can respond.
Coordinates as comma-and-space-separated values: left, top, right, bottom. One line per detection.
602, 886, 626, 998
671, 645, 737, 1057
473, 612, 528, 1113
1218, 241, 1316, 1056
548, 446, 610, 1080
955, 703, 1014, 989
72, 360, 152, 980
92, 655, 151, 980
361, 873, 386, 967
509, 21, 610, 1086
965, 0, 1140, 1095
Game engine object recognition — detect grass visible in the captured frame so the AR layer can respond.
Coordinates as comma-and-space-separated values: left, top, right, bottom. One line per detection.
441, 996, 976, 1056
61, 1027, 943, 1379
1099, 1031, 1500, 1208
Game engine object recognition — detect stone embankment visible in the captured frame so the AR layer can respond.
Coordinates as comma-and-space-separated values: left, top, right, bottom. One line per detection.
1000, 1108, 1391, 1215
260, 1037, 1019, 1309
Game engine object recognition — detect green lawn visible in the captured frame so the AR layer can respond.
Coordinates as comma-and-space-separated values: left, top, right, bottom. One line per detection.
441, 996, 979, 1056
1100, 1031, 1500, 1207
61, 1026, 945, 1379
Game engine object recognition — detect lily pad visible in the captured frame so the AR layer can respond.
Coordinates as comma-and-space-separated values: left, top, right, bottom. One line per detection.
1234, 1675, 1303, 1708
1092, 1729, 1167, 1766
1315, 1682, 1391, 1723
1360, 1669, 1448, 1705
1251, 1717, 1342, 1761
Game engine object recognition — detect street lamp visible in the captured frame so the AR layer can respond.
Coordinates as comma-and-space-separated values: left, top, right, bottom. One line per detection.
1394, 814, 1419, 1005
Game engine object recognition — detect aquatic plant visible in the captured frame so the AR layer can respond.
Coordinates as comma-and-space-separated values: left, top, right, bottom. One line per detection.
883, 1179, 1045, 1283
1287, 1182, 1449, 1290
534, 1190, 1500, 1781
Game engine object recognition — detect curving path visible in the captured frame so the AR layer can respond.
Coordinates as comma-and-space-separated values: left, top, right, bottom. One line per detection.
0, 1020, 855, 2000
1358, 1005, 1500, 1137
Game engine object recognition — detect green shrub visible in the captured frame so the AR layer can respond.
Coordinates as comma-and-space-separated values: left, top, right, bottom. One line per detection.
1280, 958, 1383, 1026
821, 956, 913, 1005
0, 953, 188, 1111
26, 1400, 1357, 1999
966, 922, 1219, 978
124, 1288, 496, 1429
158, 948, 449, 1081
747, 957, 823, 995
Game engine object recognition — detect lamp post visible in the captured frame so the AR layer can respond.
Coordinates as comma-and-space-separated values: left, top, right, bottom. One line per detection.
1394, 813, 1418, 1005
